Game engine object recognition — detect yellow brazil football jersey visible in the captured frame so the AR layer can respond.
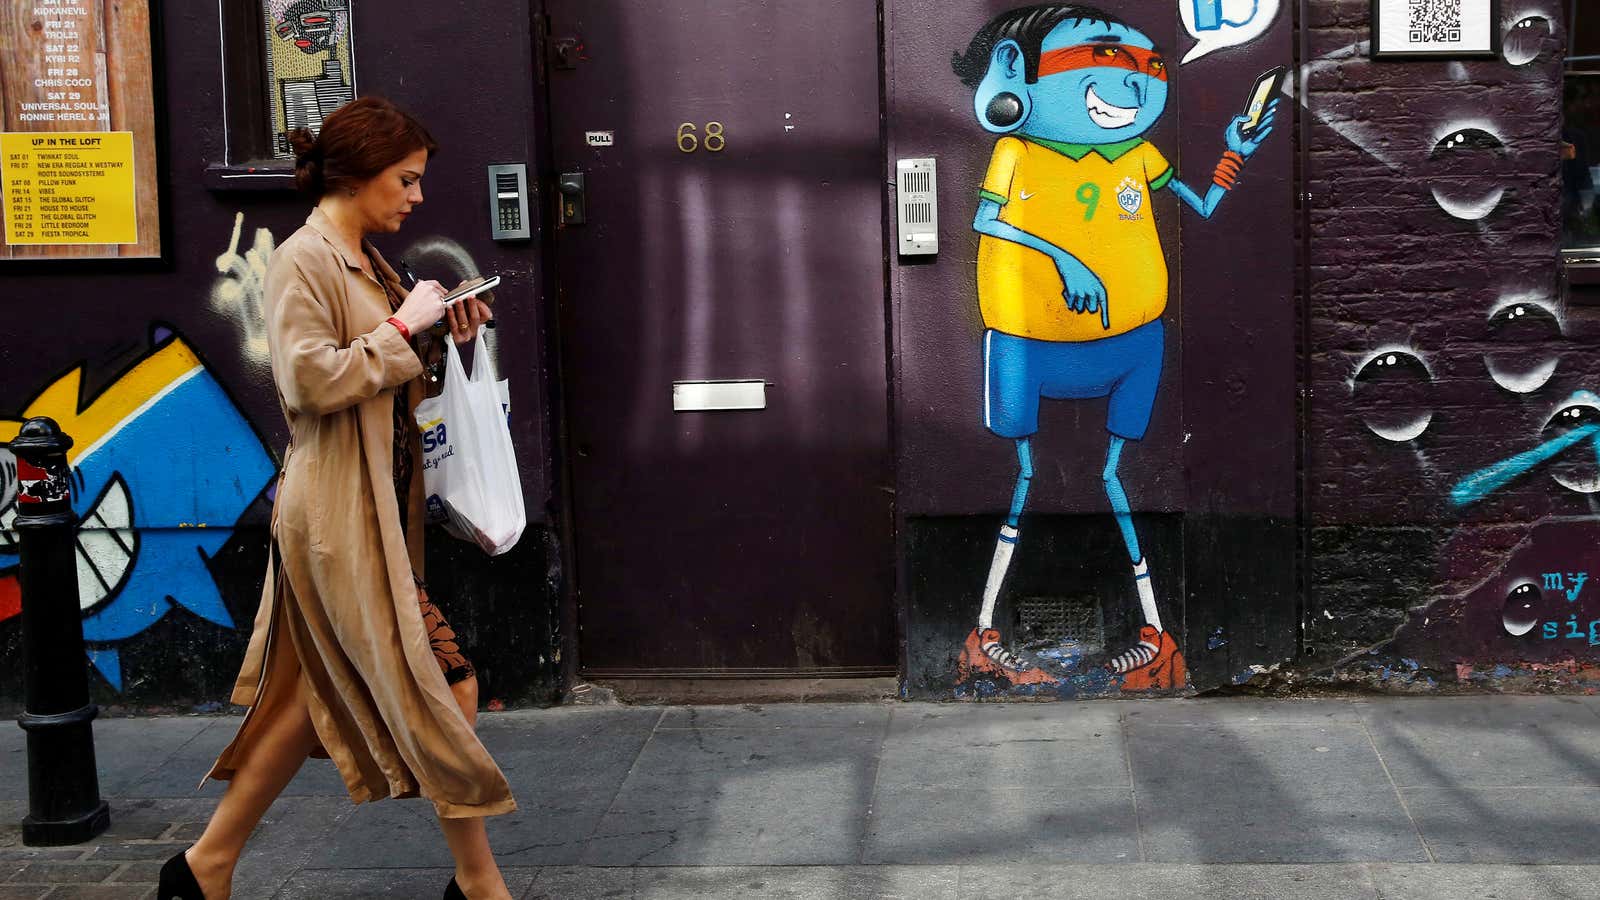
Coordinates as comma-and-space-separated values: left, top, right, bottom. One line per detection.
976, 135, 1174, 343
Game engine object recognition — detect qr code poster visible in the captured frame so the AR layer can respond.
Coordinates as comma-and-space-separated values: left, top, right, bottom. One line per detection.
1373, 0, 1499, 58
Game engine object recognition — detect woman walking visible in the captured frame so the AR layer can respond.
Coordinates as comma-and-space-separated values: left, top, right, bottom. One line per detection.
159, 96, 515, 900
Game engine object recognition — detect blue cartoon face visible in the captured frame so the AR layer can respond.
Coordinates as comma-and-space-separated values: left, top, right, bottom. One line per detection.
974, 18, 1169, 144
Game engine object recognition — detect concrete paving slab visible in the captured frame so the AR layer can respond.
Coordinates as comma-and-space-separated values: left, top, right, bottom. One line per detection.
477, 707, 663, 757
877, 707, 1127, 793
1135, 787, 1427, 863
862, 787, 1140, 864
310, 709, 662, 870
1401, 787, 1600, 863
1120, 698, 1366, 728
1128, 720, 1392, 792
274, 866, 539, 899
85, 716, 215, 799
528, 865, 961, 900
1369, 864, 1600, 899
480, 707, 661, 774
656, 703, 893, 731
1128, 722, 1424, 862
890, 703, 1123, 742
582, 726, 884, 865
0, 797, 212, 851
1576, 695, 1600, 719
953, 863, 1379, 899
302, 798, 466, 869
1360, 696, 1600, 789
32, 886, 153, 899
0, 730, 22, 802
122, 717, 346, 799
228, 796, 360, 900
67, 797, 217, 828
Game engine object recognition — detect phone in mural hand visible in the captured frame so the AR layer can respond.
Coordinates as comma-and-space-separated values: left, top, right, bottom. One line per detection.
1239, 66, 1287, 139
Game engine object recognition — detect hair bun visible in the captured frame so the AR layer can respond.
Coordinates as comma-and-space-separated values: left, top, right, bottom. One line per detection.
288, 127, 324, 194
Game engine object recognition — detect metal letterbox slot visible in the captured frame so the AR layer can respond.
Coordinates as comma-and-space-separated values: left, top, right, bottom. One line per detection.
672, 380, 767, 412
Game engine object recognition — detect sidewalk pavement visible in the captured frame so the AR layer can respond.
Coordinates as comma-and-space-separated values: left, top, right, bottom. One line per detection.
4, 695, 1600, 899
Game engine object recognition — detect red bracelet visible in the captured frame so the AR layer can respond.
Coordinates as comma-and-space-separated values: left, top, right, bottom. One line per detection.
1213, 150, 1244, 191
385, 316, 411, 341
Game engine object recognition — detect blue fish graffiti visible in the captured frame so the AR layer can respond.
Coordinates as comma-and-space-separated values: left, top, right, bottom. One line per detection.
0, 329, 276, 690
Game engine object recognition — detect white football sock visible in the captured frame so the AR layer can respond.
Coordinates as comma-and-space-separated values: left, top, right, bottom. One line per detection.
1134, 557, 1162, 632
977, 524, 1019, 631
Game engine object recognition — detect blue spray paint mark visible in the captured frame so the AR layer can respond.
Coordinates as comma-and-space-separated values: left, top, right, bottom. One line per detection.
1450, 424, 1600, 507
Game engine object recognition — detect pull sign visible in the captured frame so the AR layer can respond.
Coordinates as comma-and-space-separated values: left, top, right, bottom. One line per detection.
896, 157, 938, 256
586, 131, 614, 147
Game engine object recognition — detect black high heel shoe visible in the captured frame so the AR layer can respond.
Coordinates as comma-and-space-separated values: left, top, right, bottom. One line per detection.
158, 848, 205, 899
443, 876, 467, 900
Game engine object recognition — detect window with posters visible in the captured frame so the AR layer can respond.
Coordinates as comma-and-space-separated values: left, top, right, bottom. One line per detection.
261, 0, 355, 159
1564, 6, 1600, 257
0, 0, 163, 261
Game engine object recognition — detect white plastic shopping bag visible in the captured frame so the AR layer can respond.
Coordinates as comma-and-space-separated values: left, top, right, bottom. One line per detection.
413, 328, 525, 555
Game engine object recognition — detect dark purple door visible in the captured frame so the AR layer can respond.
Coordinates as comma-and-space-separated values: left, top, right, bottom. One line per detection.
546, 0, 894, 674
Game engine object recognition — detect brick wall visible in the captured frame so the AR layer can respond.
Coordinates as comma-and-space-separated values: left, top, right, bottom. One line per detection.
1302, 2, 1600, 675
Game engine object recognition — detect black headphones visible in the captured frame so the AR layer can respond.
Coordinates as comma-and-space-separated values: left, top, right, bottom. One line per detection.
986, 92, 1025, 130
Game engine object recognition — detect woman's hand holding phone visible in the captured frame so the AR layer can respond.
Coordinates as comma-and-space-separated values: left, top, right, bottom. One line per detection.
393, 279, 447, 336
446, 295, 493, 345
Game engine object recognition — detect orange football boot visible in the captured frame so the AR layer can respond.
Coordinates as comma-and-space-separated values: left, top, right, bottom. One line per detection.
1109, 625, 1188, 691
956, 628, 1059, 685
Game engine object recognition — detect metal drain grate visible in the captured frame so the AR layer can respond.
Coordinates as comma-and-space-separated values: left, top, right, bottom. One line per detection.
1016, 594, 1105, 652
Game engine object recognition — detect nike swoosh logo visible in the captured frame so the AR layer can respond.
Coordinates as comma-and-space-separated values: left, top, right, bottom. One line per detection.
1019, 190, 1035, 200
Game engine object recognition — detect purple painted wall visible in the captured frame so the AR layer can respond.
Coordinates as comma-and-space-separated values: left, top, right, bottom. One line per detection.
1303, 3, 1596, 683
0, 1, 561, 707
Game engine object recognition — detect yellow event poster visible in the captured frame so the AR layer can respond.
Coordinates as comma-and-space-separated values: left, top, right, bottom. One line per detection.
2, 132, 138, 246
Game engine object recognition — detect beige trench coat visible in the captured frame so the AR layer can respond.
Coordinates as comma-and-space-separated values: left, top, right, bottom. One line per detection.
205, 208, 515, 818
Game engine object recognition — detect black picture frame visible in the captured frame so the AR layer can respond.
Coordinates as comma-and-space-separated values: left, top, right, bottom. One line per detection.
0, 0, 172, 271
1372, 0, 1503, 60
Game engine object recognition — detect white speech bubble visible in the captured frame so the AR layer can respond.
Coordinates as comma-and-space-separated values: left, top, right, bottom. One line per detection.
1179, 0, 1281, 64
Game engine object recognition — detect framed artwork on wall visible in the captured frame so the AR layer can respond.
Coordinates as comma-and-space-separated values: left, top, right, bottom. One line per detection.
0, 0, 168, 264
261, 0, 356, 159
1372, 0, 1502, 59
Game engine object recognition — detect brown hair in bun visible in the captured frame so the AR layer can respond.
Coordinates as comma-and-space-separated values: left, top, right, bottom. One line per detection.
289, 96, 438, 197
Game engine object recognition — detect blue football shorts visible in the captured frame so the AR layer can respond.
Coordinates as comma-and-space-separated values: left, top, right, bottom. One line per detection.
983, 319, 1165, 441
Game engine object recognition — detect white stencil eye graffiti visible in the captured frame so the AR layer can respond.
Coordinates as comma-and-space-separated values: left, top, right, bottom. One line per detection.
1503, 8, 1556, 66
211, 212, 276, 364
1352, 347, 1435, 442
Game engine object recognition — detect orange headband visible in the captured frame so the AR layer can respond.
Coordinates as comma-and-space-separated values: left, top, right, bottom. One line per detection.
1037, 43, 1168, 82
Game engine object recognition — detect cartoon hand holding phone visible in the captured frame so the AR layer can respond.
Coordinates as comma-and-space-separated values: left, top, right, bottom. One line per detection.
1228, 66, 1285, 158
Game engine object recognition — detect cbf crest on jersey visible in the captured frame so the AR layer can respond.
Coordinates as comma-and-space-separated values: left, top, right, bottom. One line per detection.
1117, 177, 1145, 219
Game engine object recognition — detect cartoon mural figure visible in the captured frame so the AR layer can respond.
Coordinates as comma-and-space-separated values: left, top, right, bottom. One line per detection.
0, 330, 276, 689
951, 5, 1279, 689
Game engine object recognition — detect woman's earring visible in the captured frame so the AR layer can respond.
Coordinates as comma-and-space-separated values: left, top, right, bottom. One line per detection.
348, 188, 357, 197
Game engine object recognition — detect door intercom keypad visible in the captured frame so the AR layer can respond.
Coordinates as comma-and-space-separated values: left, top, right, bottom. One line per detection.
486, 163, 531, 240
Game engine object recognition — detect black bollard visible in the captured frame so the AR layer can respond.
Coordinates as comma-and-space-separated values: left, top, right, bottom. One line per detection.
11, 417, 110, 846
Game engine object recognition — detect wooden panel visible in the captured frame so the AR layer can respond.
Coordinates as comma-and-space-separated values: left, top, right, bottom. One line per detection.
103, 0, 157, 258
0, 0, 159, 260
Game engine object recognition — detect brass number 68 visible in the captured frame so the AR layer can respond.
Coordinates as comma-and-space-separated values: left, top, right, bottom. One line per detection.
677, 122, 725, 153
